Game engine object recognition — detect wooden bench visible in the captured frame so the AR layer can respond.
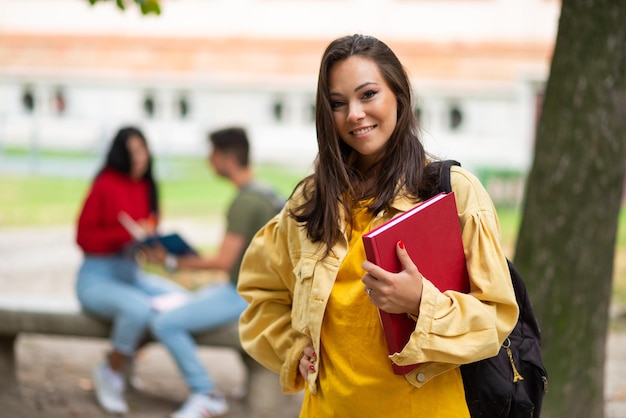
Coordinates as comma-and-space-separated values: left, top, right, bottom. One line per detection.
0, 294, 301, 417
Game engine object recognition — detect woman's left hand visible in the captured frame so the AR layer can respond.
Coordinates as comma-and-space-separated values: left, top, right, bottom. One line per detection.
361, 240, 423, 316
141, 241, 168, 265
298, 343, 317, 379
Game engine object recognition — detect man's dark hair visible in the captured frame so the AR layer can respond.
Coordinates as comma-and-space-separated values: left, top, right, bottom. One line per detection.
209, 126, 250, 167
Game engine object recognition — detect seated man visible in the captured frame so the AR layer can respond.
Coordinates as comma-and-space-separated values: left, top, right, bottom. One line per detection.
146, 126, 283, 418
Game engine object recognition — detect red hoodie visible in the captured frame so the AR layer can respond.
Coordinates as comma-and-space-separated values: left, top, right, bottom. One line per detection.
76, 168, 156, 255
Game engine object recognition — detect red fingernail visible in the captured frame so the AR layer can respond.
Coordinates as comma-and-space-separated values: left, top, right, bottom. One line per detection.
398, 240, 405, 250
312, 352, 317, 358
309, 365, 316, 372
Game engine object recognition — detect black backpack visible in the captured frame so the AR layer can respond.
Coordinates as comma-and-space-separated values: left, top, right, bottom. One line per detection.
432, 160, 548, 418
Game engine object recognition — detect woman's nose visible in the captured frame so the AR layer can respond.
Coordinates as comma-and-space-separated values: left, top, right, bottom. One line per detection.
347, 103, 365, 123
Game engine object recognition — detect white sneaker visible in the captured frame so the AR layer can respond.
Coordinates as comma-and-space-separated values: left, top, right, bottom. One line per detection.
92, 363, 128, 414
171, 392, 229, 418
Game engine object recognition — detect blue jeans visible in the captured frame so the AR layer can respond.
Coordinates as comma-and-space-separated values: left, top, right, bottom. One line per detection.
76, 255, 187, 355
150, 282, 247, 393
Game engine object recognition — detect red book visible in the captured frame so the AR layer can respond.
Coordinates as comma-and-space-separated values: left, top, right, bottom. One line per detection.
362, 192, 470, 374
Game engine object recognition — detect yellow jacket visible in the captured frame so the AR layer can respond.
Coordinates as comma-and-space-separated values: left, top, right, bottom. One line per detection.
237, 165, 519, 394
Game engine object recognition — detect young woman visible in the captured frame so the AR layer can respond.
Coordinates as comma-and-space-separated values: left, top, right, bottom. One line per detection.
75, 126, 185, 414
237, 34, 519, 417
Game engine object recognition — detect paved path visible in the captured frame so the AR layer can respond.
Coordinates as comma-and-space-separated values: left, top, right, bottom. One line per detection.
1, 223, 625, 417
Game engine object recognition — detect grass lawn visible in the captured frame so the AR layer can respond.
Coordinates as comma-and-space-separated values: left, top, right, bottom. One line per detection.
0, 157, 308, 226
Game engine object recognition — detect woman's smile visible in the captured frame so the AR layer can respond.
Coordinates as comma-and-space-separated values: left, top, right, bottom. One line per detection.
350, 125, 376, 137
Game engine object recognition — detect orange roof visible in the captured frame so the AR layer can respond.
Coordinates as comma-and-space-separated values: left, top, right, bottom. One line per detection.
0, 33, 553, 84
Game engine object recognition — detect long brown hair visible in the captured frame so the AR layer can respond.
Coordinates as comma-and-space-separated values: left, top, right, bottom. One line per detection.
291, 34, 432, 254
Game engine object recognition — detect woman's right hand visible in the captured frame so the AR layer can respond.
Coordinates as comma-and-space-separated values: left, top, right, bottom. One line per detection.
298, 344, 317, 379
118, 211, 156, 240
136, 216, 157, 236
361, 240, 424, 316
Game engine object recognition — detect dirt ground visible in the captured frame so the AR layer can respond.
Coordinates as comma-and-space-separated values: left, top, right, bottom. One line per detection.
1, 223, 625, 417
0, 335, 256, 418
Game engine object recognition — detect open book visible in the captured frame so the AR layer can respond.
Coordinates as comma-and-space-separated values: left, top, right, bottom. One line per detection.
118, 212, 198, 256
362, 192, 469, 374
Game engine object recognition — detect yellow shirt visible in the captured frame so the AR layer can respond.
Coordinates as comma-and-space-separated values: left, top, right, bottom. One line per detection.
301, 204, 470, 417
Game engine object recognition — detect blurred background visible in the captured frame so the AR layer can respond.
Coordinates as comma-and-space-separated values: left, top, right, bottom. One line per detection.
2, 2, 626, 417
0, 0, 561, 208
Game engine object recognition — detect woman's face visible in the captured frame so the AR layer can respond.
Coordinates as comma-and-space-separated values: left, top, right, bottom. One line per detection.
328, 55, 397, 171
127, 134, 150, 179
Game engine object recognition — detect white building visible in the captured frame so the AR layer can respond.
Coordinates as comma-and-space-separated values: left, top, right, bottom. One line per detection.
0, 0, 560, 175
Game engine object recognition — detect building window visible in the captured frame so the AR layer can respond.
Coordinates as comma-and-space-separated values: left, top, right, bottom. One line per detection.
177, 95, 190, 119
53, 88, 66, 115
449, 105, 463, 131
309, 101, 316, 124
272, 98, 284, 123
22, 86, 35, 113
143, 94, 156, 118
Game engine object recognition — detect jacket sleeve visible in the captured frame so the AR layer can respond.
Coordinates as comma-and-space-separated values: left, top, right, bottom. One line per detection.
390, 166, 519, 369
237, 202, 310, 394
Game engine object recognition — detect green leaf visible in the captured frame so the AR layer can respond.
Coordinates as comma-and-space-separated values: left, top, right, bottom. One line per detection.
87, 0, 161, 15
139, 0, 161, 15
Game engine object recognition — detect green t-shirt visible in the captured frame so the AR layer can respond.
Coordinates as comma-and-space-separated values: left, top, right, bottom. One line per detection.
226, 181, 284, 284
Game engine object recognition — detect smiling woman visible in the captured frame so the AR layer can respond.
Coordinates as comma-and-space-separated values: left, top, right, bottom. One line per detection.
237, 34, 519, 418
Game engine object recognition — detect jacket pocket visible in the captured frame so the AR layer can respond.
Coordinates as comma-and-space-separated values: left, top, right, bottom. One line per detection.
291, 256, 316, 333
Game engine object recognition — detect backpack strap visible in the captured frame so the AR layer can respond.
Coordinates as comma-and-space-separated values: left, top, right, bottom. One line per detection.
432, 160, 461, 194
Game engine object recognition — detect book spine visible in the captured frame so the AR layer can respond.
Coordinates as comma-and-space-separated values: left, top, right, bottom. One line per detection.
361, 235, 378, 266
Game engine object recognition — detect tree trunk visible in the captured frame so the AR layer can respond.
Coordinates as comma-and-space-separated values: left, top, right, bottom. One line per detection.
514, 2, 626, 417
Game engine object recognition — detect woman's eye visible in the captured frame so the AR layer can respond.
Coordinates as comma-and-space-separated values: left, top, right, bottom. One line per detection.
331, 101, 345, 109
362, 90, 377, 100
